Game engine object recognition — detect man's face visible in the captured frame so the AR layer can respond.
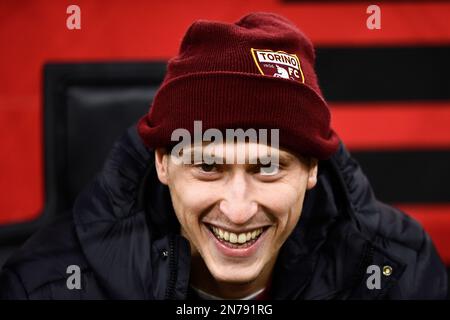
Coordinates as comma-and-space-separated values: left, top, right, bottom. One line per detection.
154, 142, 318, 286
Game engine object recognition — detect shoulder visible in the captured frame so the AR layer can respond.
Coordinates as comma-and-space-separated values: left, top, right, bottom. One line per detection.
331, 142, 439, 256
372, 203, 448, 299
331, 142, 447, 298
0, 213, 103, 299
372, 201, 425, 252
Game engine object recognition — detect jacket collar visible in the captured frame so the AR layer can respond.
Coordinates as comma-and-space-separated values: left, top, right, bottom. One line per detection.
73, 127, 152, 298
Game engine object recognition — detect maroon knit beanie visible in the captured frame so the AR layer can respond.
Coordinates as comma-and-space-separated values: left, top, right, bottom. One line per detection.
138, 12, 339, 160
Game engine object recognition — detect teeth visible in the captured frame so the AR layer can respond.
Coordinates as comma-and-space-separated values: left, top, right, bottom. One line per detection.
210, 226, 264, 245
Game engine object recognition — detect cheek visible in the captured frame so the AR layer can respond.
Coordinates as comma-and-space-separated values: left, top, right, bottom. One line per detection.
168, 174, 220, 223
256, 178, 307, 234
259, 177, 306, 212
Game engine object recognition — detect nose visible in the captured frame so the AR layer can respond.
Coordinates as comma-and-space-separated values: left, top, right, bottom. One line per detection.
219, 171, 258, 225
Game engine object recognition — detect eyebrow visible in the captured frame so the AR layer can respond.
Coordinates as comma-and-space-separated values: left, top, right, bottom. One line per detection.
277, 152, 295, 164
180, 147, 294, 165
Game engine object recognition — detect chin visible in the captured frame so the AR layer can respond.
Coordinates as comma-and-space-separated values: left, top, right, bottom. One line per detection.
206, 260, 264, 284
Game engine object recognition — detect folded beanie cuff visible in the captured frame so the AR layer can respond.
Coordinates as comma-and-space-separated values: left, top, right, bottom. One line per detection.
138, 72, 339, 160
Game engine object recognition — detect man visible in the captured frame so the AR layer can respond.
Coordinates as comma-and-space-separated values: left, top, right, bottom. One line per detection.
0, 12, 447, 300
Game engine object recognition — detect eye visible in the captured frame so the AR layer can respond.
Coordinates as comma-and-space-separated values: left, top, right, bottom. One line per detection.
258, 163, 280, 176
195, 162, 218, 173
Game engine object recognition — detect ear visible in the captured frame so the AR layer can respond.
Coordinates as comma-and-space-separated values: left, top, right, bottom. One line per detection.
306, 158, 318, 190
154, 148, 169, 185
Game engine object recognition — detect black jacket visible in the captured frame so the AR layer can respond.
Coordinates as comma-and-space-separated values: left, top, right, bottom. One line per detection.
0, 126, 447, 299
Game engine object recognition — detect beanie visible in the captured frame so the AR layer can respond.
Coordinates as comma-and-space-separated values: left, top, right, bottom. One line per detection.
137, 12, 339, 160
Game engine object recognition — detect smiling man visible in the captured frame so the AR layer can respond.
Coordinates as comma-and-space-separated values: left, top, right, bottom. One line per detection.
0, 12, 447, 300
155, 141, 318, 299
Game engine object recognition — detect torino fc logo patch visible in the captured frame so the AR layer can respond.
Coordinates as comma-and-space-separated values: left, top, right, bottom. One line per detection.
251, 48, 305, 83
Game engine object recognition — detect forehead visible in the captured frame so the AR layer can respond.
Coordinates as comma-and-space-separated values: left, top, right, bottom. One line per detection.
175, 141, 298, 164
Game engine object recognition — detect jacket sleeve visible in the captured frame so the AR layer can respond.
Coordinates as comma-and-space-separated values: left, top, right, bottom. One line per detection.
411, 231, 448, 299
0, 268, 29, 300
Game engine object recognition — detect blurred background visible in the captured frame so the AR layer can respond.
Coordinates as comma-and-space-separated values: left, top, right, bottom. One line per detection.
0, 0, 449, 281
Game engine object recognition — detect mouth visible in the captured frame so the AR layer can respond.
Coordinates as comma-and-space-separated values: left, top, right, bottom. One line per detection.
205, 223, 269, 254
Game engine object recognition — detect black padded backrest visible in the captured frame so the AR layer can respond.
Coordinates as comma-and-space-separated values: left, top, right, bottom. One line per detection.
44, 62, 167, 222
66, 85, 156, 205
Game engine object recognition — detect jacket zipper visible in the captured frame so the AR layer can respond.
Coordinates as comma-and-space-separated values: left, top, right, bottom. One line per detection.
165, 235, 178, 300
361, 244, 375, 274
